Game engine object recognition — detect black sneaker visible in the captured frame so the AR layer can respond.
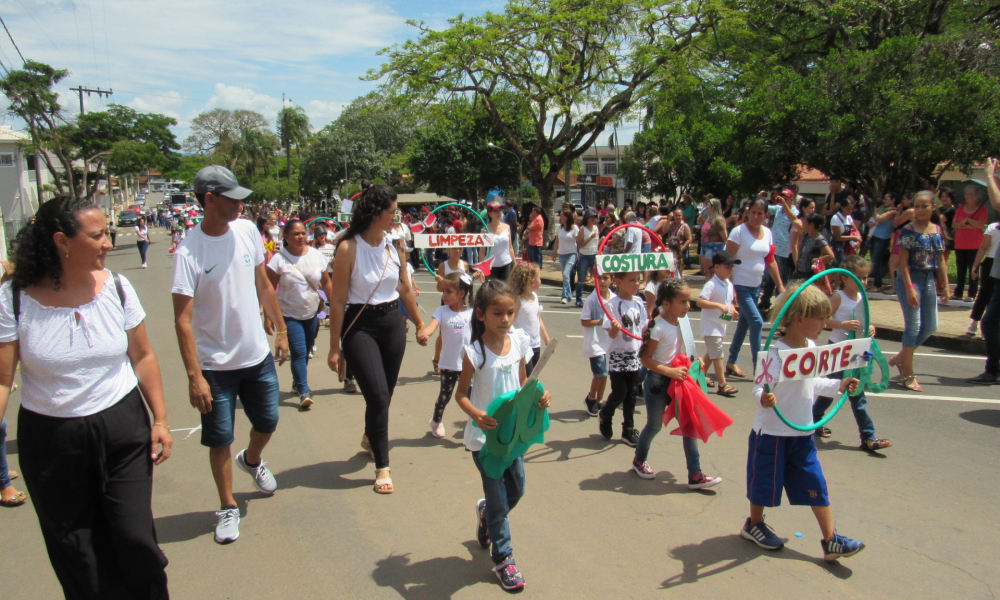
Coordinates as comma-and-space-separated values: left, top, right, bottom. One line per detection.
968, 372, 999, 385
621, 428, 639, 447
495, 557, 525, 591
740, 517, 784, 550
584, 397, 600, 417
598, 414, 613, 440
475, 498, 490, 549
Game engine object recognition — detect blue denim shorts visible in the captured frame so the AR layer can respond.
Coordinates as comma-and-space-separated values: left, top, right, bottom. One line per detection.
746, 430, 828, 507
701, 242, 726, 259
200, 354, 280, 448
589, 355, 608, 378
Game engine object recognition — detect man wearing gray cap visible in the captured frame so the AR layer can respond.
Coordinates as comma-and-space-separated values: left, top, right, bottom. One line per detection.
171, 165, 290, 544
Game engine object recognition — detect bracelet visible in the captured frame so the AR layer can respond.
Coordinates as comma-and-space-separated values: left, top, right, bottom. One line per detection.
416, 322, 424, 329
905, 284, 915, 289
153, 422, 169, 429
275, 330, 288, 335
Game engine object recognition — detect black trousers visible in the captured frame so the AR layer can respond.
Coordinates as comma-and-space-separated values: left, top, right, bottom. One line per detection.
601, 370, 639, 431
491, 262, 511, 282
18, 388, 168, 600
343, 303, 407, 469
955, 248, 979, 299
972, 258, 996, 322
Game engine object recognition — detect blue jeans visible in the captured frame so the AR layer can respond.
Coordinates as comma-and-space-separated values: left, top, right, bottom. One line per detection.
527, 245, 542, 267
472, 451, 525, 565
728, 285, 763, 370
634, 372, 701, 477
200, 354, 280, 447
286, 316, 318, 396
813, 371, 876, 442
759, 255, 791, 309
641, 243, 652, 253
558, 253, 577, 301
869, 236, 891, 287
576, 254, 596, 302
895, 270, 938, 348
0, 418, 10, 489
136, 240, 148, 264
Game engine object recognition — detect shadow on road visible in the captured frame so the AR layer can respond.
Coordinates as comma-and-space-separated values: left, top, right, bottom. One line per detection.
390, 435, 464, 450
579, 469, 710, 496
815, 438, 888, 458
274, 453, 371, 491
5, 437, 16, 455
959, 409, 1000, 429
547, 408, 590, 424
660, 534, 853, 588
154, 491, 266, 544
523, 435, 616, 464
371, 540, 495, 599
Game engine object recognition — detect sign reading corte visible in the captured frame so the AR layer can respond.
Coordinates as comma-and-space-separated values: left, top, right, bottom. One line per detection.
755, 338, 872, 383
413, 233, 495, 248
596, 252, 675, 274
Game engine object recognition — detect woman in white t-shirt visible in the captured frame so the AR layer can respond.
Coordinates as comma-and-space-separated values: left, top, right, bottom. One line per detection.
135, 216, 150, 268
969, 221, 1000, 336
725, 199, 784, 378
265, 220, 333, 410
830, 196, 862, 265
0, 197, 171, 595
485, 201, 514, 281
575, 210, 601, 306
551, 208, 580, 304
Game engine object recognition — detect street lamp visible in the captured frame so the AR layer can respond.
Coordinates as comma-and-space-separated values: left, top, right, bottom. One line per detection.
488, 142, 524, 207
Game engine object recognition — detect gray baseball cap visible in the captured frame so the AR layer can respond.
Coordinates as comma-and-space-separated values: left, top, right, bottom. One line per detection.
193, 165, 253, 200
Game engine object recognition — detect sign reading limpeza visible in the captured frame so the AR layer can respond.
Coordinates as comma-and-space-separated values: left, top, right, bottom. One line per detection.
413, 233, 495, 248
755, 338, 872, 384
597, 252, 675, 274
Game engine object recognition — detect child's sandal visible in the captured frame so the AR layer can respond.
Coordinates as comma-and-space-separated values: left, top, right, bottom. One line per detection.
431, 358, 440, 375
707, 380, 716, 388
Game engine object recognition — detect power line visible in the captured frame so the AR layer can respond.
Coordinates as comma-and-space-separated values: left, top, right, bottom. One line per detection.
100, 0, 112, 87
0, 14, 25, 64
14, 0, 78, 73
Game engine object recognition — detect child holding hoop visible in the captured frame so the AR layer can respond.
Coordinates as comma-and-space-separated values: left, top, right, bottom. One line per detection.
743, 283, 865, 561
812, 256, 890, 451
599, 270, 649, 446
510, 262, 551, 374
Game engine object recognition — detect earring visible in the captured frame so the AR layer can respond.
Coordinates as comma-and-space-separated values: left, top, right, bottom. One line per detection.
65, 251, 70, 258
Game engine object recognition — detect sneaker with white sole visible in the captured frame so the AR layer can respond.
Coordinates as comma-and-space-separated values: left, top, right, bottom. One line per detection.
214, 507, 240, 544
299, 394, 314, 410
632, 458, 655, 479
740, 517, 784, 550
495, 557, 525, 591
429, 418, 446, 438
344, 378, 358, 393
822, 531, 865, 561
688, 472, 722, 489
476, 498, 490, 548
235, 449, 277, 494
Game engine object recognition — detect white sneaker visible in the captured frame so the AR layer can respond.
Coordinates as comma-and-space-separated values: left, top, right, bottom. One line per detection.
560, 298, 568, 304
235, 449, 277, 494
214, 507, 240, 544
141, 263, 147, 268
429, 418, 446, 438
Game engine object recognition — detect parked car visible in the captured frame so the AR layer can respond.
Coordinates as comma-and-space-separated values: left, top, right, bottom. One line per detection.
118, 210, 139, 227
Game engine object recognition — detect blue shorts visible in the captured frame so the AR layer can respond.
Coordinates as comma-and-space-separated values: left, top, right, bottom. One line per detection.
701, 242, 726, 259
746, 430, 828, 507
200, 354, 280, 448
589, 355, 608, 378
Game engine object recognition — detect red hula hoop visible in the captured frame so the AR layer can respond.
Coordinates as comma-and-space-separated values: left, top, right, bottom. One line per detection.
595, 223, 670, 341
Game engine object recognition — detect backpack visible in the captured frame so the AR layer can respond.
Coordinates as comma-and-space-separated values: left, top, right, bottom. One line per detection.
13, 273, 126, 322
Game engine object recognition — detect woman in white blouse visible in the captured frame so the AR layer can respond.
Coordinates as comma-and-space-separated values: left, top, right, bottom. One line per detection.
135, 215, 150, 268
0, 197, 171, 598
551, 208, 579, 304
266, 220, 334, 410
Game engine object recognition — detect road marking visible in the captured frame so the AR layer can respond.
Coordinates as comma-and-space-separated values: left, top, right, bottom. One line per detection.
870, 392, 1000, 405
912, 352, 985, 360
565, 335, 583, 339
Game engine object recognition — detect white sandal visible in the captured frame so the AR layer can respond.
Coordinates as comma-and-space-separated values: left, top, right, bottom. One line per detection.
373, 468, 393, 494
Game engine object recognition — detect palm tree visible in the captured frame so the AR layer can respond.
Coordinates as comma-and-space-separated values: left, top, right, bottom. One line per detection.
226, 127, 279, 185
277, 106, 311, 180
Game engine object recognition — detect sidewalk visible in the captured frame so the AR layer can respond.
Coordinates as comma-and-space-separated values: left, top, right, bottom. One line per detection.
537, 259, 988, 356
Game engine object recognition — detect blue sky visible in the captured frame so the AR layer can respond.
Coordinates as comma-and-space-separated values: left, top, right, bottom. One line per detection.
0, 0, 637, 145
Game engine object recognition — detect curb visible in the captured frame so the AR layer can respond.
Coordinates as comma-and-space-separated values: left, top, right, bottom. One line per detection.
541, 276, 988, 357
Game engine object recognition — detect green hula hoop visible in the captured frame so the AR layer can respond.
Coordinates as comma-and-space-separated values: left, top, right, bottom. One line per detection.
303, 216, 343, 230
763, 268, 890, 432
418, 203, 492, 274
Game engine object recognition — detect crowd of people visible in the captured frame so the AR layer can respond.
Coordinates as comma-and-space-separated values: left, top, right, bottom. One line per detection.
1, 159, 999, 597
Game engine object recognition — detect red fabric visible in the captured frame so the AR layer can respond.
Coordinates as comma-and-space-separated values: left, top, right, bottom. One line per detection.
663, 355, 734, 443
954, 204, 988, 250
765, 244, 776, 264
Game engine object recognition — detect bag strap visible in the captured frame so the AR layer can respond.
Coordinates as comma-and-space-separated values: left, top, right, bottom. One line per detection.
280, 248, 320, 293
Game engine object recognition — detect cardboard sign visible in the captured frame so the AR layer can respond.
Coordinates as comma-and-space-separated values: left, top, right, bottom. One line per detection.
337, 213, 352, 222
755, 338, 872, 384
319, 248, 335, 261
596, 252, 675, 274
413, 233, 495, 248
340, 199, 354, 214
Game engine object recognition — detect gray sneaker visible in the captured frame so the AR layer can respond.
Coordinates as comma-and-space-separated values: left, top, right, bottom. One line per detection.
344, 378, 358, 393
235, 449, 277, 494
214, 507, 240, 544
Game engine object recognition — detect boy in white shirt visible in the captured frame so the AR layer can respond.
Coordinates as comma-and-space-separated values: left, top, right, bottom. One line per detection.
697, 251, 740, 397
581, 272, 615, 416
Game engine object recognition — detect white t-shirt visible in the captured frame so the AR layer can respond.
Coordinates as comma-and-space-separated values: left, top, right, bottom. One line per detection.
625, 226, 643, 254
267, 247, 330, 321
135, 225, 148, 240
0, 274, 145, 418
728, 224, 774, 288
831, 212, 854, 237
647, 214, 663, 232
579, 226, 600, 255
828, 290, 861, 344
269, 225, 281, 243
698, 275, 734, 337
513, 292, 543, 347
172, 218, 270, 371
602, 296, 648, 372
649, 317, 683, 366
557, 225, 579, 255
432, 305, 473, 372
463, 329, 532, 451
581, 289, 615, 358
984, 222, 1000, 259
752, 340, 842, 437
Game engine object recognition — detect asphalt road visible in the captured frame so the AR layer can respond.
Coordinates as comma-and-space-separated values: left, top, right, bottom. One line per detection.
2, 230, 998, 599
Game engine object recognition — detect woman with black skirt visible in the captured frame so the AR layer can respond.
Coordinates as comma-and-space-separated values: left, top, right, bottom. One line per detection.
0, 196, 172, 599
327, 185, 422, 494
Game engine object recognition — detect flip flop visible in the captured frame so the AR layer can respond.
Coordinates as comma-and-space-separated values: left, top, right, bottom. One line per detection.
373, 469, 393, 494
716, 385, 738, 397
0, 490, 27, 507
8, 470, 17, 480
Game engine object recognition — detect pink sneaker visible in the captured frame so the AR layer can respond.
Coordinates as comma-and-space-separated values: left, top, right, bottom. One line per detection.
429, 419, 446, 438
632, 459, 655, 480
688, 472, 722, 490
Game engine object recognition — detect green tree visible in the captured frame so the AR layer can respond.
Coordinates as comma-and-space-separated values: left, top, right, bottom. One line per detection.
370, 0, 718, 219
183, 108, 270, 155
0, 60, 77, 194
276, 105, 311, 180
219, 127, 280, 186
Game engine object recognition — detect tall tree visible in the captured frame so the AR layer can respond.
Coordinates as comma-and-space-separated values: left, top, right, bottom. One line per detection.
0, 60, 77, 194
276, 105, 311, 180
370, 0, 718, 218
220, 127, 280, 185
183, 108, 270, 155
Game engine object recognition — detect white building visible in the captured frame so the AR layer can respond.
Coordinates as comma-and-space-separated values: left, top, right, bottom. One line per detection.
0, 126, 50, 249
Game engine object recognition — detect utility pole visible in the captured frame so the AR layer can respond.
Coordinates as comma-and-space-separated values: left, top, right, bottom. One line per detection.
70, 86, 113, 114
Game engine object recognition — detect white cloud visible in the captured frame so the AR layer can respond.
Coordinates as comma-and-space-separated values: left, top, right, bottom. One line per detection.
128, 91, 188, 121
